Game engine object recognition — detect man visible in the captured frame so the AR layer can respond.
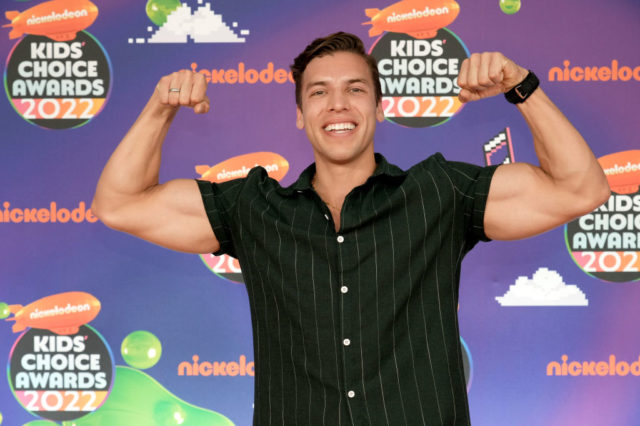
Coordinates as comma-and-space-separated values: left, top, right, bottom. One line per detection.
92, 32, 609, 425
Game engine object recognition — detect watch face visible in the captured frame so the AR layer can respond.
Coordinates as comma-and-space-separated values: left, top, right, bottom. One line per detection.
514, 86, 526, 99
506, 72, 539, 103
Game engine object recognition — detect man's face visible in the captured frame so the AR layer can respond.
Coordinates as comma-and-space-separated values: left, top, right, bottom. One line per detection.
296, 51, 384, 165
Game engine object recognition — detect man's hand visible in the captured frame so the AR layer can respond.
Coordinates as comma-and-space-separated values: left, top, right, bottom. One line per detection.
154, 70, 210, 114
457, 52, 529, 103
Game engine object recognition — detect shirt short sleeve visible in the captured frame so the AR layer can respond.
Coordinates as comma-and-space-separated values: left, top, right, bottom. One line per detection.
196, 177, 246, 258
434, 153, 499, 243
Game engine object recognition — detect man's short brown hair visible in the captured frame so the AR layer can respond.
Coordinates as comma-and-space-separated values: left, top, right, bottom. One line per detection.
290, 32, 383, 108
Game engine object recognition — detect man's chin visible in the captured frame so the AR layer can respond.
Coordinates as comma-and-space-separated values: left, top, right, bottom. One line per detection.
314, 148, 372, 166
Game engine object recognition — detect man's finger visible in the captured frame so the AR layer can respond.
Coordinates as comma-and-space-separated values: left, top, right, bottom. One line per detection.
458, 88, 471, 103
487, 53, 504, 86
194, 96, 210, 114
466, 53, 480, 88
178, 71, 195, 106
457, 57, 469, 89
156, 75, 173, 105
167, 72, 182, 107
191, 73, 208, 107
477, 52, 494, 88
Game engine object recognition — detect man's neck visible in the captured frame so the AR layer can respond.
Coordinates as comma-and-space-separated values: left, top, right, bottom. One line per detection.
312, 152, 377, 212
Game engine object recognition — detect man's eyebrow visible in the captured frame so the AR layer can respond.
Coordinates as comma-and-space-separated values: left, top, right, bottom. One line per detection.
346, 78, 369, 85
305, 78, 370, 90
304, 80, 328, 90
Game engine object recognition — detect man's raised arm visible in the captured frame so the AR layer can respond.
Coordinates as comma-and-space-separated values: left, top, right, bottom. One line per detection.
92, 70, 220, 254
457, 52, 611, 241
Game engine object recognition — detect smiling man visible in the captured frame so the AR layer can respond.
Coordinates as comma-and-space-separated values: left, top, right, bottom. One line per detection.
294, 47, 385, 231
92, 32, 609, 425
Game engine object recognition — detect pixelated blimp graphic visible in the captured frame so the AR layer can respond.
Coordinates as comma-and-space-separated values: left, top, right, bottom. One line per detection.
496, 267, 588, 306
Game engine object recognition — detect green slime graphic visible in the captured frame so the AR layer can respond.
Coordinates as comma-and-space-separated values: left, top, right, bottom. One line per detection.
121, 330, 162, 369
146, 0, 181, 26
23, 421, 58, 425
499, 0, 521, 14
62, 366, 234, 425
0, 302, 10, 319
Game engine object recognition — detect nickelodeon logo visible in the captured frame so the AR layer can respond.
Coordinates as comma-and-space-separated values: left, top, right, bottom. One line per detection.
598, 150, 640, 195
178, 355, 254, 377
190, 62, 294, 85
363, 0, 460, 39
547, 355, 640, 377
196, 152, 289, 183
5, 0, 99, 42
549, 60, 640, 82
0, 201, 98, 223
6, 291, 101, 335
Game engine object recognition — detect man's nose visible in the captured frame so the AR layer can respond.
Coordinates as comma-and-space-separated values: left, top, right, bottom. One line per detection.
327, 91, 349, 112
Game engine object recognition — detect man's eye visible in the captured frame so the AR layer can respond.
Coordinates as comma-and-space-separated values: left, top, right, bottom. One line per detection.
350, 87, 364, 93
311, 90, 325, 96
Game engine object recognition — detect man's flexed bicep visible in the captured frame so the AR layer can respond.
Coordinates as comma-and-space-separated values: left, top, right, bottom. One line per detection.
457, 52, 610, 241
92, 70, 220, 253
484, 161, 609, 241
96, 178, 220, 254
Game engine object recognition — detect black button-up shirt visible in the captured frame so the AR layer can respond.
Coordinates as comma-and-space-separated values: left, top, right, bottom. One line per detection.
198, 153, 497, 426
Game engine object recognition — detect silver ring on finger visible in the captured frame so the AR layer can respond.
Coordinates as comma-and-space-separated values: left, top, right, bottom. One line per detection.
169, 88, 181, 93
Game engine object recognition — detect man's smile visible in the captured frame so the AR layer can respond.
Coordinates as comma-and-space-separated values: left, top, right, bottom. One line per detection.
323, 121, 357, 134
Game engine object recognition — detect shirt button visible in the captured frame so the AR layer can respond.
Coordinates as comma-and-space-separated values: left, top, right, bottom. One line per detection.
347, 390, 355, 398
337, 235, 344, 243
343, 338, 351, 346
340, 286, 348, 294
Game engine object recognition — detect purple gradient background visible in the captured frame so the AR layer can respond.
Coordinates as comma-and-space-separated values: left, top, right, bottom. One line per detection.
1, 0, 639, 425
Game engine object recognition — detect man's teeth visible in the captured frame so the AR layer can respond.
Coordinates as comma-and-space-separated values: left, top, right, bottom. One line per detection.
324, 123, 356, 132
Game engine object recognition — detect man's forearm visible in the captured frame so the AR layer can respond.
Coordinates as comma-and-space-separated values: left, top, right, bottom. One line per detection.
92, 94, 177, 218
92, 70, 209, 233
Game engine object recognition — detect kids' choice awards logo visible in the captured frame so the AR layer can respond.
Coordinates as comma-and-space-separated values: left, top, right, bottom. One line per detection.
566, 150, 640, 283
196, 152, 289, 284
4, 291, 114, 422
365, 0, 467, 128
3, 0, 111, 129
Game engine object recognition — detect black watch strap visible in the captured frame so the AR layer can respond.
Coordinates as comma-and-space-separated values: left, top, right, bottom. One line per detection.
504, 71, 539, 104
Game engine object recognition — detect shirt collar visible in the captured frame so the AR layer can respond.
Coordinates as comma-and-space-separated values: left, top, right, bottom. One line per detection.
285, 153, 406, 193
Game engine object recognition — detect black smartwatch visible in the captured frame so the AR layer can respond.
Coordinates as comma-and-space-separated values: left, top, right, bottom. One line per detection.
504, 70, 539, 104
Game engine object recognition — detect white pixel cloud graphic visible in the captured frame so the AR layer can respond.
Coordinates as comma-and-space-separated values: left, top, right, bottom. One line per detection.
129, 2, 248, 44
495, 267, 589, 307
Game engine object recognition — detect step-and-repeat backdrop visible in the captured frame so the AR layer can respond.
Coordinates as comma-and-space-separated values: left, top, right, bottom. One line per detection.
1, 0, 638, 425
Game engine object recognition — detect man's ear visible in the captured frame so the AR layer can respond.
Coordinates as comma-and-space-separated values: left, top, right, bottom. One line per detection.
296, 106, 304, 129
375, 100, 384, 122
